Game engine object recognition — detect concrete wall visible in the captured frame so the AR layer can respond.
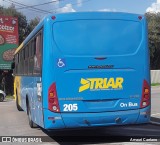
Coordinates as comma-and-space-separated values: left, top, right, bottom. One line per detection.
151, 70, 160, 84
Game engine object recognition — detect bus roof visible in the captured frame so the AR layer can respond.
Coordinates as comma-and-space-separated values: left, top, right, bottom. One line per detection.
14, 12, 144, 55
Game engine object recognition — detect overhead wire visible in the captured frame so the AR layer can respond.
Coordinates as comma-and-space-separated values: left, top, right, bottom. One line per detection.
2, 0, 48, 14
16, 0, 64, 10
3, 0, 53, 14
2, 0, 93, 14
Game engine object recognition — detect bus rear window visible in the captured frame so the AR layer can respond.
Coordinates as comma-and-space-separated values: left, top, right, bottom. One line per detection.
53, 19, 142, 56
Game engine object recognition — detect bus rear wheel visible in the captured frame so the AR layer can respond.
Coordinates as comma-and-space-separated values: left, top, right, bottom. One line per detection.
27, 101, 38, 128
0, 94, 4, 102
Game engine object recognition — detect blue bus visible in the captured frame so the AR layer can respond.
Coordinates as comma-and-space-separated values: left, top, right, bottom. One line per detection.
13, 12, 151, 129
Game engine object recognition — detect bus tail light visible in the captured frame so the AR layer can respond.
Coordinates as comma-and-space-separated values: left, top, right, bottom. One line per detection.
48, 83, 60, 112
140, 80, 150, 108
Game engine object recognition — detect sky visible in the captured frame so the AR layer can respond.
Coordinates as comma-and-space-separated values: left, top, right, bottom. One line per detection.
0, 0, 159, 20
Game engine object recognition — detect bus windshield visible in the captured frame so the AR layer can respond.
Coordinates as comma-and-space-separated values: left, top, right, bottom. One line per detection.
53, 19, 142, 56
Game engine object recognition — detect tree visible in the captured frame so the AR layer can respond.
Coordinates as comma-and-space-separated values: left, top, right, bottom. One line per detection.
0, 5, 40, 95
0, 5, 40, 44
0, 5, 28, 44
29, 17, 40, 31
145, 12, 160, 70
26, 17, 40, 36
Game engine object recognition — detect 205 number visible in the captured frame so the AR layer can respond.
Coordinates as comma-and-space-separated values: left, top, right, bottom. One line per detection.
63, 104, 78, 112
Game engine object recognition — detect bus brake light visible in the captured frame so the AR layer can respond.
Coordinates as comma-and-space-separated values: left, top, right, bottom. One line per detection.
140, 80, 150, 108
48, 83, 60, 112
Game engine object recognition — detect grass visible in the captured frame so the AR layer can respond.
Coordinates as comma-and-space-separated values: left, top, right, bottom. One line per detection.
151, 83, 160, 86
5, 95, 14, 100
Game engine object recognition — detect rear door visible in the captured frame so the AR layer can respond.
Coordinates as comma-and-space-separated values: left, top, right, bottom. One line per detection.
53, 13, 145, 113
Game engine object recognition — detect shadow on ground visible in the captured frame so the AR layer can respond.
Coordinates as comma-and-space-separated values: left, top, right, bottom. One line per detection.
42, 127, 127, 144
41, 123, 160, 145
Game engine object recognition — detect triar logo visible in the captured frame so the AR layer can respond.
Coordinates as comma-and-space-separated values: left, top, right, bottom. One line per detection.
79, 77, 124, 92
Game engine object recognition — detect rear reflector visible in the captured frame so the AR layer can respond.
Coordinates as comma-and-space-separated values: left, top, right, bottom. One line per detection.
51, 16, 56, 20
138, 16, 142, 20
48, 83, 60, 112
48, 117, 55, 120
140, 80, 150, 108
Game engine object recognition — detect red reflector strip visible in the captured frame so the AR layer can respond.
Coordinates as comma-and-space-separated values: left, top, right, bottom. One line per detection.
138, 16, 142, 20
48, 117, 55, 120
51, 16, 56, 20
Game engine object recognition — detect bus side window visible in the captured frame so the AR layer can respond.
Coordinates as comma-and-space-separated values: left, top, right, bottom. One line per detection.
24, 48, 25, 60
40, 32, 42, 54
29, 40, 34, 58
19, 52, 21, 75
17, 53, 19, 75
34, 38, 36, 56
25, 46, 27, 58
19, 51, 22, 75
34, 31, 42, 75
28, 42, 33, 75
22, 49, 24, 75
24, 46, 28, 75
14, 55, 16, 74
22, 48, 25, 75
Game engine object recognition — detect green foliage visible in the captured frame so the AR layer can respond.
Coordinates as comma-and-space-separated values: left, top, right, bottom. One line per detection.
29, 17, 40, 32
151, 83, 160, 86
26, 17, 40, 37
5, 95, 14, 100
0, 5, 40, 95
145, 12, 160, 70
0, 5, 40, 44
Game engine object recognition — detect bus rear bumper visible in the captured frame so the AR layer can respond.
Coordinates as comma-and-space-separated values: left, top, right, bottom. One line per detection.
62, 107, 150, 128
44, 106, 150, 129
136, 106, 151, 124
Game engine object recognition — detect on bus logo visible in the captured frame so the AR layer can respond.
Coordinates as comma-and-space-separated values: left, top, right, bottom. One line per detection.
79, 77, 124, 92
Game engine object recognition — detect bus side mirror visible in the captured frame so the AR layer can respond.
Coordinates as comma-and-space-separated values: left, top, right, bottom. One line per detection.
11, 62, 15, 70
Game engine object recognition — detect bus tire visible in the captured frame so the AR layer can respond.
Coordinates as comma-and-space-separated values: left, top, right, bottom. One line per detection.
0, 94, 4, 102
16, 94, 23, 111
27, 101, 38, 128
